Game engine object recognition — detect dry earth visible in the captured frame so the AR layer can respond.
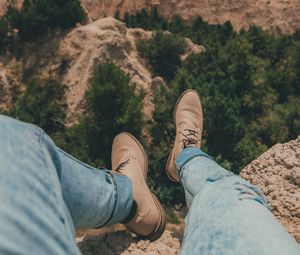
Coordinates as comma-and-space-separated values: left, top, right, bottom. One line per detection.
77, 224, 183, 255
77, 137, 300, 254
1, 0, 300, 35
81, 0, 300, 35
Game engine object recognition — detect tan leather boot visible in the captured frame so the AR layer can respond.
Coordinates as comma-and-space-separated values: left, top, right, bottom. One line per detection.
112, 132, 166, 241
166, 90, 203, 182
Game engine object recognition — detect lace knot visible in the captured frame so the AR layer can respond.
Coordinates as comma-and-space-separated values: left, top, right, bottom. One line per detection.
179, 129, 200, 148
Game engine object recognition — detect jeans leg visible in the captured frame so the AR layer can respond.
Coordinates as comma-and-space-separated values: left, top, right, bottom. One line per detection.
0, 115, 133, 254
177, 147, 300, 255
57, 148, 133, 229
0, 115, 80, 255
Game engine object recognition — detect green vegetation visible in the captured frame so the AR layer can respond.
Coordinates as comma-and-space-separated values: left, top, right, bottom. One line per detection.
0, 18, 10, 49
120, 9, 300, 203
137, 31, 186, 80
56, 63, 145, 167
124, 8, 167, 31
4, 63, 145, 169
11, 79, 67, 135
5, 0, 84, 41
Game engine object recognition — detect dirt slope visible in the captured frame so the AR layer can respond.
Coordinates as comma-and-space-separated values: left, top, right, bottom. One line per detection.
81, 0, 300, 35
1, 0, 300, 35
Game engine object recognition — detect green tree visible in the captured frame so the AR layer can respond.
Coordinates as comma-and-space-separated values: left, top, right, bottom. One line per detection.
137, 31, 186, 80
7, 0, 84, 41
168, 15, 187, 34
123, 8, 167, 30
246, 26, 276, 60
59, 63, 145, 167
12, 79, 67, 135
0, 18, 10, 49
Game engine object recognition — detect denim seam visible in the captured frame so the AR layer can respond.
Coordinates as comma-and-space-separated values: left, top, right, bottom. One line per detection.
95, 173, 118, 228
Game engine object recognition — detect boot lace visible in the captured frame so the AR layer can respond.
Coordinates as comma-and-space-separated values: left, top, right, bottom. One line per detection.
115, 159, 130, 172
179, 129, 200, 148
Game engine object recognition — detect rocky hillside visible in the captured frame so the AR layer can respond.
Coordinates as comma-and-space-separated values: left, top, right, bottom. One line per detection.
0, 17, 203, 123
76, 137, 300, 254
1, 0, 300, 34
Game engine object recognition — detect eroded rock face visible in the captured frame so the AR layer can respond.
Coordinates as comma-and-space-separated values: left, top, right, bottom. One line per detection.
240, 136, 300, 242
1, 0, 300, 35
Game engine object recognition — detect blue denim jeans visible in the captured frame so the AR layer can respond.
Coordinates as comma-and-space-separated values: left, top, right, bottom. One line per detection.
0, 115, 133, 254
1, 115, 299, 254
177, 147, 300, 255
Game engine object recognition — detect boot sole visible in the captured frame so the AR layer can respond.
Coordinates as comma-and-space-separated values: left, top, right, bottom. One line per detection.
138, 193, 167, 242
166, 89, 201, 182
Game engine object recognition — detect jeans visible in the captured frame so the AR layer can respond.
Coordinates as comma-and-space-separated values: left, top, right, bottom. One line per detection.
0, 115, 299, 254
0, 115, 133, 254
177, 147, 300, 255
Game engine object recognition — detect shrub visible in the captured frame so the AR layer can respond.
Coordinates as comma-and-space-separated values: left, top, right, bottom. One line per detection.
7, 0, 84, 41
58, 63, 145, 167
124, 8, 167, 30
12, 79, 67, 134
137, 31, 186, 80
0, 18, 10, 49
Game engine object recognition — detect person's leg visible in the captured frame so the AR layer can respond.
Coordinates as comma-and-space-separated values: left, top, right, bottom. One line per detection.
166, 90, 299, 254
58, 131, 166, 240
177, 147, 300, 255
56, 147, 133, 229
0, 115, 133, 254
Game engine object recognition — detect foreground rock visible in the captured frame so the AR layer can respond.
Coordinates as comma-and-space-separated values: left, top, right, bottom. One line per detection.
241, 136, 300, 242
77, 220, 184, 255
77, 228, 180, 255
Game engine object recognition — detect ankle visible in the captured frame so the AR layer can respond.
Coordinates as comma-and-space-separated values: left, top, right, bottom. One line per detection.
121, 199, 137, 224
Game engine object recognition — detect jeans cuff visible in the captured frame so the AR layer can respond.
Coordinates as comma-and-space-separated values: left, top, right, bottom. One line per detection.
101, 172, 133, 226
175, 147, 212, 171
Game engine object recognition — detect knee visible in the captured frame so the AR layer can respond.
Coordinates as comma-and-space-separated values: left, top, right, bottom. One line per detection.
0, 114, 42, 140
232, 177, 269, 208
